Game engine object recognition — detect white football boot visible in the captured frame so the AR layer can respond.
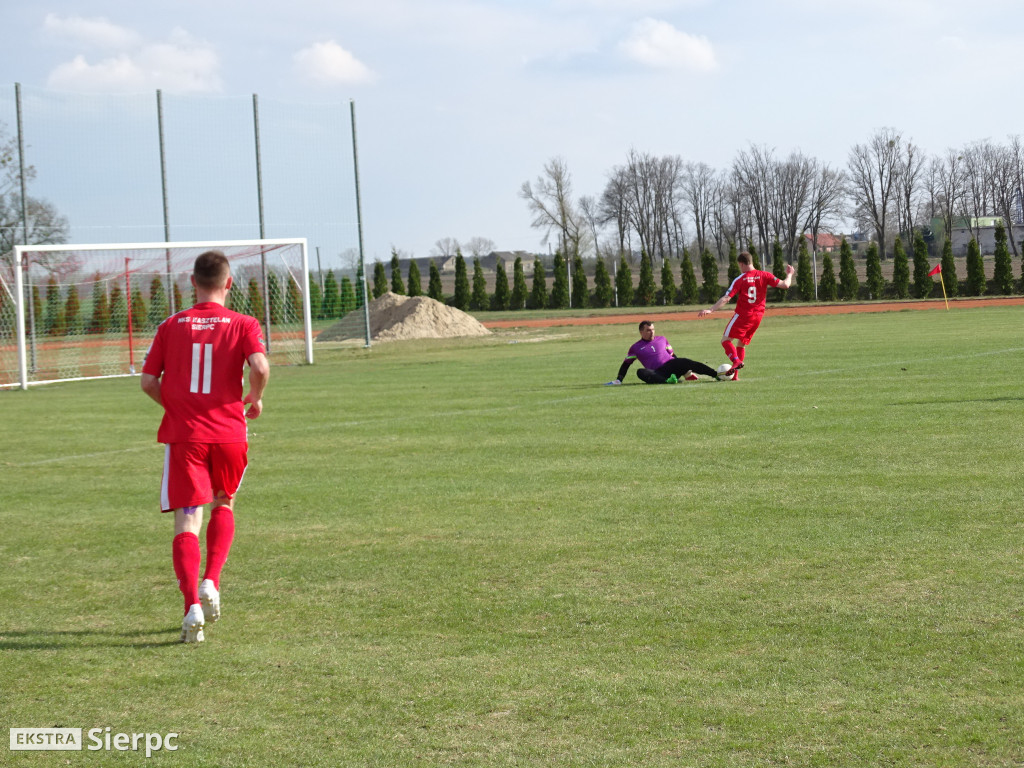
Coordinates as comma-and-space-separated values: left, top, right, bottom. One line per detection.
199, 579, 220, 623
181, 603, 205, 644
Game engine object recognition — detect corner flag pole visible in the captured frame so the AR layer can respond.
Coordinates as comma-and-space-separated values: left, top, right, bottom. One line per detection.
929, 263, 948, 310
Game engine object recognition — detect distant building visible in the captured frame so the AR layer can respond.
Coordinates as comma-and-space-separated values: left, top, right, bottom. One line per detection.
930, 217, 1024, 256
481, 251, 536, 272
802, 232, 841, 253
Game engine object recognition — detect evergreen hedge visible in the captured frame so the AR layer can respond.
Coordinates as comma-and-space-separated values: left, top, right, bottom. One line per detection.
891, 237, 909, 299
372, 261, 387, 299
492, 260, 509, 310
428, 261, 444, 302
679, 249, 698, 304
529, 258, 547, 309
452, 252, 470, 310
572, 254, 588, 308
471, 258, 488, 310
838, 237, 858, 300
407, 261, 422, 297
615, 256, 633, 306
511, 257, 527, 309
390, 251, 405, 295
912, 232, 932, 299
592, 258, 613, 308
819, 252, 837, 301
700, 249, 718, 303
865, 243, 884, 300
992, 222, 1013, 294
795, 237, 814, 300
966, 238, 985, 296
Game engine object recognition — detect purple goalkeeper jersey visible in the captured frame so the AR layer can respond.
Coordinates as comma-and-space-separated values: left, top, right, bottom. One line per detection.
626, 335, 674, 369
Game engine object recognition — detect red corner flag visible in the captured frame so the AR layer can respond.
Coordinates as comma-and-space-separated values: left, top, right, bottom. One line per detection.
928, 263, 942, 276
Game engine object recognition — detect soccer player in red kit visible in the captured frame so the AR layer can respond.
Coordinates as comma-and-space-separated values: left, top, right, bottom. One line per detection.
141, 250, 269, 643
697, 251, 793, 379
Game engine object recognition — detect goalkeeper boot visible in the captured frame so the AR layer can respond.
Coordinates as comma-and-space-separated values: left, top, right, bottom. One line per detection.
181, 603, 205, 644
199, 579, 220, 623
683, 371, 699, 381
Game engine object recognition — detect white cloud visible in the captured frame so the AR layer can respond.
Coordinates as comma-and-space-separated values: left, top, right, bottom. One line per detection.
43, 16, 221, 94
618, 18, 717, 71
43, 13, 142, 50
293, 41, 375, 86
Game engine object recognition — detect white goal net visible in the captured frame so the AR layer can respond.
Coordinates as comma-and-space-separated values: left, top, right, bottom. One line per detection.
2, 238, 312, 389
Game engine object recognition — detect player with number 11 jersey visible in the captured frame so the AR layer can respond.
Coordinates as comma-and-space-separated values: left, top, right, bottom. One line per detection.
141, 250, 269, 644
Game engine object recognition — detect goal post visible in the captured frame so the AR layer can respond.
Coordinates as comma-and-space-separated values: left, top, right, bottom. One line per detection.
2, 238, 313, 390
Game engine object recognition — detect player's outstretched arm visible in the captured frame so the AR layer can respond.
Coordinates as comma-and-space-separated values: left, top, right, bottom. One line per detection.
244, 352, 270, 419
698, 295, 728, 318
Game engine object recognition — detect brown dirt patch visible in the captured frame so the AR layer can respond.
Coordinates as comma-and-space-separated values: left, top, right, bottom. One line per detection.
481, 297, 1024, 329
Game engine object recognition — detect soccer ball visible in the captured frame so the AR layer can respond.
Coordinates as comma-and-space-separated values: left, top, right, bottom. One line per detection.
716, 363, 734, 380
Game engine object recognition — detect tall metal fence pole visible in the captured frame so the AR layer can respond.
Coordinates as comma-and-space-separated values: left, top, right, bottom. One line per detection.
350, 99, 371, 348
253, 93, 271, 352
157, 89, 174, 314
15, 82, 36, 373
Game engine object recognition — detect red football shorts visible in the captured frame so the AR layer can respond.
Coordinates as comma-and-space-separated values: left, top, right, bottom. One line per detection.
160, 442, 248, 513
723, 312, 764, 346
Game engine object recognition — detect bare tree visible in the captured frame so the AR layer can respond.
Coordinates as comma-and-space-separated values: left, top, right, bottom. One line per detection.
732, 145, 776, 261
578, 195, 603, 259
958, 140, 997, 244
847, 127, 903, 258
599, 167, 632, 258
774, 151, 816, 262
935, 149, 966, 246
682, 162, 718, 258
894, 139, 927, 242
464, 236, 496, 259
990, 137, 1023, 259
801, 161, 846, 262
431, 237, 461, 260
519, 157, 582, 257
0, 123, 70, 285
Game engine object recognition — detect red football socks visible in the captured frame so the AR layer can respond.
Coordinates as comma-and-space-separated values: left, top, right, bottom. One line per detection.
721, 340, 738, 363
737, 347, 746, 363
202, 506, 235, 590
172, 532, 201, 614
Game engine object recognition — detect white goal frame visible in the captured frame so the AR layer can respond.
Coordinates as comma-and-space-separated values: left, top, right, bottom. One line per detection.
7, 237, 313, 390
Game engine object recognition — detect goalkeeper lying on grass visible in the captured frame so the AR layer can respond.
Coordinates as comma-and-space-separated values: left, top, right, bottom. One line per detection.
605, 320, 720, 385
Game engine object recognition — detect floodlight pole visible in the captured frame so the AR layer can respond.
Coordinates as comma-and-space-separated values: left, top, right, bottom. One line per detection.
350, 99, 371, 348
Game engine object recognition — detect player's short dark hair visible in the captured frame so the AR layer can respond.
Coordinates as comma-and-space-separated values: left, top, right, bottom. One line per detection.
639, 320, 652, 332
738, 251, 752, 266
193, 250, 231, 289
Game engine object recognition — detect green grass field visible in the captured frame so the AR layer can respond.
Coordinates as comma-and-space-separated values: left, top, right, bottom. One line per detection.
2, 306, 1023, 766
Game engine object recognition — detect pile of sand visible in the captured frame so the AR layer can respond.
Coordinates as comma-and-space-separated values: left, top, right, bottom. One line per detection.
316, 292, 491, 343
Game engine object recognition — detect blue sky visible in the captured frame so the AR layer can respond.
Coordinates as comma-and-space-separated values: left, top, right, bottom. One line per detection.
2, 0, 1023, 267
